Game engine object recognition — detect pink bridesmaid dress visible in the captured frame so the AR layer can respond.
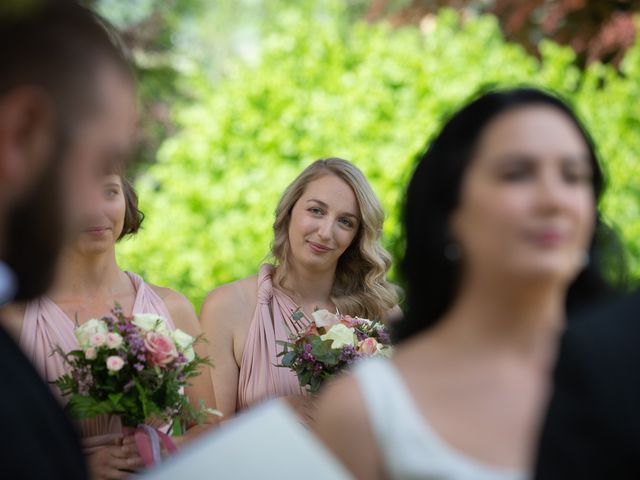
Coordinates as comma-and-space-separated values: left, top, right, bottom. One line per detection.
19, 271, 175, 454
237, 264, 308, 411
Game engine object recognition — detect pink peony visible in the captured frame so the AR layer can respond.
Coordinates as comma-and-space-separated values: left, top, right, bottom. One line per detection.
144, 332, 178, 366
106, 355, 124, 372
359, 337, 379, 355
90, 333, 107, 347
84, 347, 97, 360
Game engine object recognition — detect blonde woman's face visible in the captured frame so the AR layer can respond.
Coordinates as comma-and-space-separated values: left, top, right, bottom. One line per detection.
450, 105, 595, 285
288, 174, 361, 273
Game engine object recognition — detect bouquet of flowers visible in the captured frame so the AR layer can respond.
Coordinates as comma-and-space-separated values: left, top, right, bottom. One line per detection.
54, 305, 217, 464
277, 309, 392, 394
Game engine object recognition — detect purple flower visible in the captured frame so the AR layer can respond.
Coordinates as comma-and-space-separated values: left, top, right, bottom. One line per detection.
134, 363, 145, 371
376, 330, 391, 345
74, 366, 94, 396
301, 349, 316, 363
355, 330, 368, 342
126, 332, 147, 356
339, 345, 360, 365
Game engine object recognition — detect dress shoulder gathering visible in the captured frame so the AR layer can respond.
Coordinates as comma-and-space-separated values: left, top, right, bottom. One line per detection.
236, 264, 308, 411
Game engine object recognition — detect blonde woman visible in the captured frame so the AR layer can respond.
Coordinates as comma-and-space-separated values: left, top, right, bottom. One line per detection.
201, 158, 400, 419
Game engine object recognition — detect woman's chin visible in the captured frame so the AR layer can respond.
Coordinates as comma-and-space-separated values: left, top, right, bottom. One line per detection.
297, 252, 336, 271
76, 240, 113, 256
512, 260, 581, 285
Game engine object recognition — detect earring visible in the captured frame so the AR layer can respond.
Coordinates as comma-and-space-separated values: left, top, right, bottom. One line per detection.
444, 242, 461, 262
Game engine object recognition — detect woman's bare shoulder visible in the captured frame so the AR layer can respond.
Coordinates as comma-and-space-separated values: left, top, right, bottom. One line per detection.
200, 275, 259, 330
148, 284, 193, 314
312, 373, 383, 479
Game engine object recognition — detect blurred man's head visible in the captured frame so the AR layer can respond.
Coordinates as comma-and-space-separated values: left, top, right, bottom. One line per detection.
0, 0, 135, 299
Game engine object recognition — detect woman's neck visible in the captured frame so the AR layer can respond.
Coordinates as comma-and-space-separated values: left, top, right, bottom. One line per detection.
279, 260, 336, 311
435, 272, 566, 363
48, 248, 125, 301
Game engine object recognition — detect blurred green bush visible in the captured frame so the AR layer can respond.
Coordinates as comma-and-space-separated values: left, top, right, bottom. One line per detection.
117, 3, 640, 309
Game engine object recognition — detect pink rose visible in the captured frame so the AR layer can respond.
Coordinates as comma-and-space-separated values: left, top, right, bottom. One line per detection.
84, 347, 97, 360
106, 355, 124, 372
144, 332, 177, 366
90, 333, 106, 347
359, 337, 379, 355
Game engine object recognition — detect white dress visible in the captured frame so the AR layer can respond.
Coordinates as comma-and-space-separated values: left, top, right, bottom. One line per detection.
352, 358, 529, 480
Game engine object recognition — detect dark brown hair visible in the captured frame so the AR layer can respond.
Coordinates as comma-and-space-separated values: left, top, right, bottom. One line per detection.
396, 87, 618, 342
119, 176, 144, 240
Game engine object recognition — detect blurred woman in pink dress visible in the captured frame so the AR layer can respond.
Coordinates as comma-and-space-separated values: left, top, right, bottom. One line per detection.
1, 62, 218, 479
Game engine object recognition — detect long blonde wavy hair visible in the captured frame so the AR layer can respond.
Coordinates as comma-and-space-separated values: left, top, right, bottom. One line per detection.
271, 158, 398, 320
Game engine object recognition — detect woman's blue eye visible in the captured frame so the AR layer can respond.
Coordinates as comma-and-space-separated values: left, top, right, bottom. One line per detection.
308, 207, 323, 215
339, 218, 354, 228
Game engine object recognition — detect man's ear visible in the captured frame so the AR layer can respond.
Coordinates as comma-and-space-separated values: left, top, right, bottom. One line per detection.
0, 85, 54, 205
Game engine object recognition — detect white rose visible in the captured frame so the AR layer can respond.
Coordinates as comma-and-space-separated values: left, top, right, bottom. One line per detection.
312, 309, 340, 329
376, 344, 393, 358
90, 333, 107, 347
133, 313, 169, 334
172, 329, 196, 362
320, 324, 356, 349
84, 347, 97, 360
106, 355, 125, 372
106, 332, 123, 349
75, 319, 108, 348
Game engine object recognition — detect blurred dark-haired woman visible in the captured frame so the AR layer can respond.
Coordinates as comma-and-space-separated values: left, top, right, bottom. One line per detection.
313, 87, 616, 479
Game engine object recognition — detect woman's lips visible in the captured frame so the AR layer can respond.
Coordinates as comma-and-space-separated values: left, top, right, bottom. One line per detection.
83, 227, 110, 236
530, 230, 568, 247
308, 241, 333, 254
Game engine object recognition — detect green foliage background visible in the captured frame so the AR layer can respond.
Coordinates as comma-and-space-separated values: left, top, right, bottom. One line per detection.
115, 2, 640, 310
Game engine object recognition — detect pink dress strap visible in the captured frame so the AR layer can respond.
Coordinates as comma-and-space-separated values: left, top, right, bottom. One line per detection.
128, 272, 175, 330
236, 264, 308, 411
19, 271, 175, 453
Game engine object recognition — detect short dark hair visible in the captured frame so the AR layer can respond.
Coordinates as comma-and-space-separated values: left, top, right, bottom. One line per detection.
395, 87, 619, 342
119, 176, 144, 240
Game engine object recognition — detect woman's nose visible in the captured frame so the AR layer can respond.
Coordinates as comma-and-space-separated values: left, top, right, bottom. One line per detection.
317, 218, 332, 240
536, 170, 571, 213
